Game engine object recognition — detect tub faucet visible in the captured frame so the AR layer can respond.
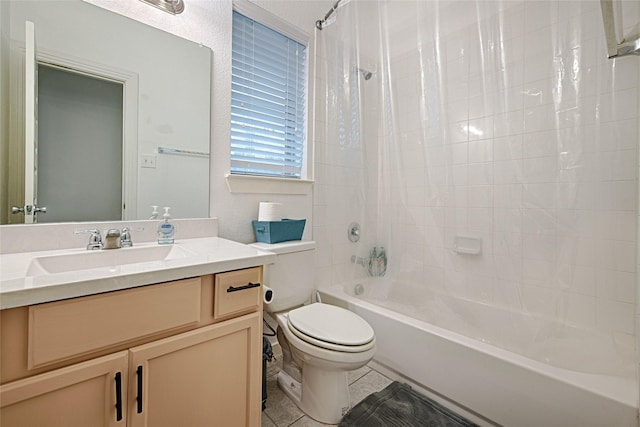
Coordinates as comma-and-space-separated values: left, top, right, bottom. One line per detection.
75, 229, 103, 250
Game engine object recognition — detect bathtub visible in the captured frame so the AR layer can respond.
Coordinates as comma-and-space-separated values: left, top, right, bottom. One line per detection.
319, 279, 638, 427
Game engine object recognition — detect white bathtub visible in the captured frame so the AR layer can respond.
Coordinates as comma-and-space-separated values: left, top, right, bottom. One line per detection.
319, 279, 638, 427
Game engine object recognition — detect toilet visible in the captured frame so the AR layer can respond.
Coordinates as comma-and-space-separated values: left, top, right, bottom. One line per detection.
252, 241, 376, 424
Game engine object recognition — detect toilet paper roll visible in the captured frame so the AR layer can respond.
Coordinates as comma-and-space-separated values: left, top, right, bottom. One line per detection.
258, 202, 282, 222
263, 285, 274, 304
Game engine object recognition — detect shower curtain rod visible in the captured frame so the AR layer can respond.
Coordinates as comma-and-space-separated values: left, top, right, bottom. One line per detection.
316, 0, 342, 30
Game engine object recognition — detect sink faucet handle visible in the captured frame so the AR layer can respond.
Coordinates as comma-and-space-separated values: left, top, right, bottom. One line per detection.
121, 226, 144, 247
75, 229, 103, 250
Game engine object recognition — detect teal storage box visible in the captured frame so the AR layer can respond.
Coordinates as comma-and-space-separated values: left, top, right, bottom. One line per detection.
252, 219, 306, 244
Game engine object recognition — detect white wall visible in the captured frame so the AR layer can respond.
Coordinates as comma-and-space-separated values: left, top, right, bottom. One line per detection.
87, 0, 331, 242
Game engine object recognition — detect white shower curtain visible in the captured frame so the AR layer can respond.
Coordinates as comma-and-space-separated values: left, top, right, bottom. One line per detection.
313, 0, 638, 376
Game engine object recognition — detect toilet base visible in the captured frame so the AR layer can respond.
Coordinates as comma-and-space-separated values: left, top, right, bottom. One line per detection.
277, 366, 351, 424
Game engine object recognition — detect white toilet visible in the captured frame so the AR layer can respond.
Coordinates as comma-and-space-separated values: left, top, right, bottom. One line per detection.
252, 241, 376, 424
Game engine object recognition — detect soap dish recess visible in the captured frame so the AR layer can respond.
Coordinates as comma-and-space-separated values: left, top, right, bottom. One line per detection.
453, 236, 482, 255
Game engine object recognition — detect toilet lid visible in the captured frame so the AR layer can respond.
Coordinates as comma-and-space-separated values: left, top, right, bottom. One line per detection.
287, 303, 375, 347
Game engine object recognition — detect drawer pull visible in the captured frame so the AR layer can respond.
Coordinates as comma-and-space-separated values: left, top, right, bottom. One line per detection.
115, 372, 123, 421
227, 282, 261, 293
136, 365, 143, 414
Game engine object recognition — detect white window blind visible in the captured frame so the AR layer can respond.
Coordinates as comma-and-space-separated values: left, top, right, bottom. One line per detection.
231, 10, 307, 178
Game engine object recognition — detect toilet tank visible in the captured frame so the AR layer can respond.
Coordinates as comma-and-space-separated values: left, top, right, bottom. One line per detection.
250, 241, 316, 313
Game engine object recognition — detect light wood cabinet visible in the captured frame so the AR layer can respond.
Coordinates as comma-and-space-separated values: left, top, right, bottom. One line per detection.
129, 313, 261, 427
0, 351, 128, 427
0, 267, 263, 427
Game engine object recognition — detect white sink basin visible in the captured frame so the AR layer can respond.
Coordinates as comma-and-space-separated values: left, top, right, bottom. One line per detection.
26, 245, 194, 276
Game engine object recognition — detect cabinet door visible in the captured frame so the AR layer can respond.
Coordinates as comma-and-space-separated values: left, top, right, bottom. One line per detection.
128, 312, 261, 427
0, 351, 128, 427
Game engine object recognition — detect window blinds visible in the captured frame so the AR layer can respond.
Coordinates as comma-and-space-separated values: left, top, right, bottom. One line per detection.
231, 11, 307, 178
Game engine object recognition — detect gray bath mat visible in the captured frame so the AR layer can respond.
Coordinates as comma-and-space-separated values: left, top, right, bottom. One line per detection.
339, 381, 478, 427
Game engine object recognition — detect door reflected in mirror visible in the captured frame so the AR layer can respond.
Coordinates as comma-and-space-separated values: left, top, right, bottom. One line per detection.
38, 64, 124, 223
3, 0, 212, 224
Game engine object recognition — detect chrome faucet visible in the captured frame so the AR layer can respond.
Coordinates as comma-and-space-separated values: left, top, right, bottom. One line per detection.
75, 229, 103, 250
103, 229, 122, 250
76, 226, 144, 250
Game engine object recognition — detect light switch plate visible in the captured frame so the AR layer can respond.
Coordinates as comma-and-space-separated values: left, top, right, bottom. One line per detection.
141, 154, 157, 168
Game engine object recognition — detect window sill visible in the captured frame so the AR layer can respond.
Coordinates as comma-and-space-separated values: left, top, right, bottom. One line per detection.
225, 174, 313, 195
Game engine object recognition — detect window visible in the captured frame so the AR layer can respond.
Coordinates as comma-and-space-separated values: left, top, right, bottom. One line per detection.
230, 7, 308, 179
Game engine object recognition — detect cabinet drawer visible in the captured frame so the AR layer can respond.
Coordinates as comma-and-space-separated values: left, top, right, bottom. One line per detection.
214, 268, 261, 320
28, 277, 202, 369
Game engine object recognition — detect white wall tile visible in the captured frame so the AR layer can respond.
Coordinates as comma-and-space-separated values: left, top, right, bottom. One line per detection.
468, 163, 493, 185
469, 139, 493, 163
523, 156, 559, 183
523, 182, 558, 209
563, 292, 597, 327
493, 110, 524, 137
468, 185, 493, 207
494, 184, 524, 208
596, 300, 635, 334
494, 159, 523, 184
493, 135, 523, 160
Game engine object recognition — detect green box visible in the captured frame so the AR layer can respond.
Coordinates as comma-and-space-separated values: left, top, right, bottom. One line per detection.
252, 219, 306, 244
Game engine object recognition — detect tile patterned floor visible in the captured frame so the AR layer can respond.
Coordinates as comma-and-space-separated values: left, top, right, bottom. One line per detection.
261, 344, 393, 427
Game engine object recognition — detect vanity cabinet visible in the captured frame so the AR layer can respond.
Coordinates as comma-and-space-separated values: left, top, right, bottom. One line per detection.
0, 267, 263, 427
0, 351, 128, 427
129, 314, 259, 426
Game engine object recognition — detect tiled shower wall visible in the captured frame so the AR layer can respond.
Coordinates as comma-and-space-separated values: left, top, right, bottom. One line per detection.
314, 0, 638, 344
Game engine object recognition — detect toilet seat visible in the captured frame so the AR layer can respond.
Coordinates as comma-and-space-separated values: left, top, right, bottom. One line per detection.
287, 303, 375, 353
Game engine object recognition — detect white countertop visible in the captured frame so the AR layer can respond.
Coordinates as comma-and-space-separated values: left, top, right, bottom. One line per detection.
0, 237, 276, 310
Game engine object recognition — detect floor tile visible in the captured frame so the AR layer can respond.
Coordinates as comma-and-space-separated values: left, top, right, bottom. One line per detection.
263, 372, 305, 426
348, 370, 393, 407
347, 365, 371, 385
261, 412, 278, 427
289, 415, 337, 427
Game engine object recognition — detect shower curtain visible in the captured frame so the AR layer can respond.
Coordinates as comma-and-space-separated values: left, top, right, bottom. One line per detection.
313, 0, 638, 375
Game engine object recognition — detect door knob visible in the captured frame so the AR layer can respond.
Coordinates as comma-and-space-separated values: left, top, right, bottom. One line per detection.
11, 205, 46, 215
11, 205, 32, 214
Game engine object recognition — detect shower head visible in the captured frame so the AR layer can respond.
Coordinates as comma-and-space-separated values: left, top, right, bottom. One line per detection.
357, 67, 373, 80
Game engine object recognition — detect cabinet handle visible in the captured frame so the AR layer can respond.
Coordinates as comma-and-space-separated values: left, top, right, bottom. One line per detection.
227, 282, 261, 293
136, 365, 143, 414
115, 372, 123, 421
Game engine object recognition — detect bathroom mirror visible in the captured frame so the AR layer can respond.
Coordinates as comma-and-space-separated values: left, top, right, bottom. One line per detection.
2, 0, 212, 223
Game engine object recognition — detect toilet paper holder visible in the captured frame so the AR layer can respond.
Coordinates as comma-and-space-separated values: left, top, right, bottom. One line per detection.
263, 285, 274, 304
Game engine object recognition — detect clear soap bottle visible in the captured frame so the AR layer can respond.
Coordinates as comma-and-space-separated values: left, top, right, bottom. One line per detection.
157, 207, 176, 244
149, 205, 160, 220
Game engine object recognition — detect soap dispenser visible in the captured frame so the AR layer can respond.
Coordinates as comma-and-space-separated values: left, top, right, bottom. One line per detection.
157, 207, 176, 244
149, 205, 160, 220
